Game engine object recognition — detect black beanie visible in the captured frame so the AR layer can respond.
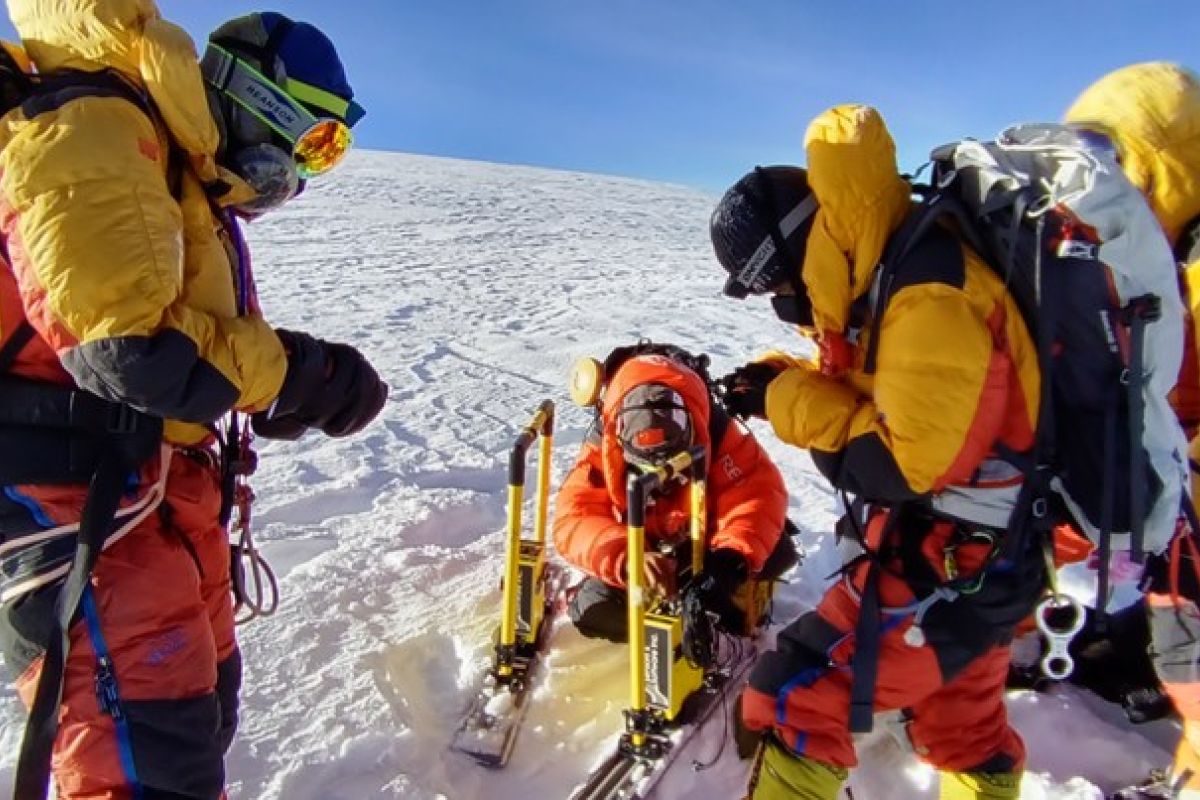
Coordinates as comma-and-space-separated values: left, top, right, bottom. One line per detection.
710, 166, 817, 299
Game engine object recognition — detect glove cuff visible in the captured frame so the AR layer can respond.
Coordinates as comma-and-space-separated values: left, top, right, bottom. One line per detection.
705, 548, 749, 592
272, 329, 328, 418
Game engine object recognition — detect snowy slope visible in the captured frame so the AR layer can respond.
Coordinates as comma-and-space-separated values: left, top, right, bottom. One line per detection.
0, 151, 1177, 799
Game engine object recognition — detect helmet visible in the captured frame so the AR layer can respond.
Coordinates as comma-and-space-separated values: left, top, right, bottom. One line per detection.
710, 166, 817, 301
616, 383, 694, 466
202, 12, 364, 215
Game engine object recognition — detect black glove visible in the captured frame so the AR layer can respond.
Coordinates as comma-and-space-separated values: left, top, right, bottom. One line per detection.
705, 548, 749, 593
253, 329, 388, 440
698, 548, 750, 634
719, 362, 782, 420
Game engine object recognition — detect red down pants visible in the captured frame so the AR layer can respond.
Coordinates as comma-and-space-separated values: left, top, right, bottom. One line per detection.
0, 446, 239, 800
742, 507, 1044, 771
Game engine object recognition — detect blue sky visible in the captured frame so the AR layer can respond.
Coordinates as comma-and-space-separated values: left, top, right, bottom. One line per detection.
4, 2, 1197, 192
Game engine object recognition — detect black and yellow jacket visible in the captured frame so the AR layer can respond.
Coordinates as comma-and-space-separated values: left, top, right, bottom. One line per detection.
764, 106, 1040, 519
0, 0, 287, 447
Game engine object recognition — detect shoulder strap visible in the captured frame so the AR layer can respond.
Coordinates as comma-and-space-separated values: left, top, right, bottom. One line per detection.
707, 401, 731, 451
1178, 215, 1200, 267
863, 181, 1032, 376
0, 319, 34, 374
0, 44, 33, 110
22, 68, 153, 120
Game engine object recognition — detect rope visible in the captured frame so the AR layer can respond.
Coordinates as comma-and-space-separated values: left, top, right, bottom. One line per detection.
226, 417, 278, 624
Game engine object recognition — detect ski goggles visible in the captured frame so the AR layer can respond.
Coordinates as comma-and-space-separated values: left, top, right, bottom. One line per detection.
201, 43, 364, 178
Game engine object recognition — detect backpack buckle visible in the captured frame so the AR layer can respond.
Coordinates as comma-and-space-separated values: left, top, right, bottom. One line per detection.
1123, 293, 1162, 323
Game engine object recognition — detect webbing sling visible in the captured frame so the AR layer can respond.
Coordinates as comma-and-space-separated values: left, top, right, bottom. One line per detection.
13, 452, 127, 800
843, 504, 916, 734
80, 585, 143, 799
848, 559, 882, 733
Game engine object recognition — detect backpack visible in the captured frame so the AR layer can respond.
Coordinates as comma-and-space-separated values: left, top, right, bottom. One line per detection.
867, 123, 1189, 587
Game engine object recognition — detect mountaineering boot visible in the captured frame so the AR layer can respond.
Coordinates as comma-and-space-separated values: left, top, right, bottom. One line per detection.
1123, 684, 1175, 724
746, 736, 847, 800
940, 770, 1021, 800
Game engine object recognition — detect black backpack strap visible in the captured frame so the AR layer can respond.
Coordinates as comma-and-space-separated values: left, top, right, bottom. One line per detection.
707, 402, 731, 452
1177, 215, 1200, 267
1124, 295, 1161, 563
849, 558, 881, 733
846, 505, 901, 733
865, 189, 988, 376
22, 69, 153, 120
0, 319, 35, 374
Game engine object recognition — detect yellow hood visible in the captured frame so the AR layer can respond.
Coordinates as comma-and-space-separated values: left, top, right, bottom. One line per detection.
800, 105, 911, 335
1065, 62, 1200, 244
8, 0, 224, 182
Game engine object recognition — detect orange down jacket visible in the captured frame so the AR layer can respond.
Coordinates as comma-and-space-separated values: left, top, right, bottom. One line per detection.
553, 354, 788, 586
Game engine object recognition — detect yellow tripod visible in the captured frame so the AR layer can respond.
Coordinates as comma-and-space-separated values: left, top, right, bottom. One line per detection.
624, 446, 708, 752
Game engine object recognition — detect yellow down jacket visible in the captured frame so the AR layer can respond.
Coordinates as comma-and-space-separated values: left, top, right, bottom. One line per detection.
764, 105, 1040, 507
0, 0, 287, 446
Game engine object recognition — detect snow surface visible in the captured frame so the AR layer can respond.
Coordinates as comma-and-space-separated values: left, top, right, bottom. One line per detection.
0, 150, 1181, 799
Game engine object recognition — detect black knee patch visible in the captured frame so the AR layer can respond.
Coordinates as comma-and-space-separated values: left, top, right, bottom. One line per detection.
748, 611, 843, 696
124, 694, 225, 799
569, 578, 629, 643
216, 650, 243, 755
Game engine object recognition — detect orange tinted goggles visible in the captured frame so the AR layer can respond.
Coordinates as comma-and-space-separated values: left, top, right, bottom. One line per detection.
202, 43, 360, 178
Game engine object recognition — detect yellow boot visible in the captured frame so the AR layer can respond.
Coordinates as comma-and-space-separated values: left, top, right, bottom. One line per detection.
940, 770, 1021, 800
747, 737, 847, 800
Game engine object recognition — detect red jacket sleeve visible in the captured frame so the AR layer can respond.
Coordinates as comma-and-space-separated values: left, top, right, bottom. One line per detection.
707, 424, 788, 574
552, 441, 629, 586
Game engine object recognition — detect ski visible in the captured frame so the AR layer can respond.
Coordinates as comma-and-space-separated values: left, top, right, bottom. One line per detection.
450, 561, 570, 767
567, 642, 756, 800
